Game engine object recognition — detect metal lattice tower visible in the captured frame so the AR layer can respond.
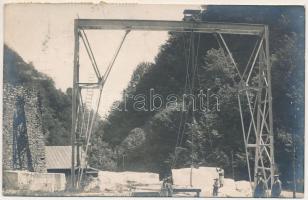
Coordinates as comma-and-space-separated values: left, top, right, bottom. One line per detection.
71, 19, 274, 195
237, 27, 274, 195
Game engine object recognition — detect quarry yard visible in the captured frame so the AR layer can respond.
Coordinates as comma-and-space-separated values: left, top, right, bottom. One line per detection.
3, 168, 304, 197
2, 4, 305, 198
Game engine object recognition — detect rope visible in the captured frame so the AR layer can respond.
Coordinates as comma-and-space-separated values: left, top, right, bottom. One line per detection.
189, 30, 200, 175
172, 30, 201, 169
187, 32, 201, 91
172, 32, 192, 168
175, 33, 191, 143
195, 33, 201, 88
179, 31, 194, 146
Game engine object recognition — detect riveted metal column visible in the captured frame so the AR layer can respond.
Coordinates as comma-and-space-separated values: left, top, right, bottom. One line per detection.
264, 25, 274, 189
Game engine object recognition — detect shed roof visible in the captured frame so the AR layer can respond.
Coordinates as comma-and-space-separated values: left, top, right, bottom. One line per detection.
45, 146, 86, 169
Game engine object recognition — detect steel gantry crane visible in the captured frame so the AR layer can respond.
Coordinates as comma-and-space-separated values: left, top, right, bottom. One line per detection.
71, 18, 274, 196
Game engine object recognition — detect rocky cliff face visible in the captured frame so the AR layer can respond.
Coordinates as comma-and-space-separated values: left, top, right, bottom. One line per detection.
3, 84, 46, 172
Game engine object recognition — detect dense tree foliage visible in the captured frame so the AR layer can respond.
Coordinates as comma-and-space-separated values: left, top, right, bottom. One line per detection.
89, 6, 304, 191
3, 45, 72, 145
3, 5, 304, 192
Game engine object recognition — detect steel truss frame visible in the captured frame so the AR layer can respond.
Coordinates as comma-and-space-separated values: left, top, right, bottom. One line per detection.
71, 19, 274, 196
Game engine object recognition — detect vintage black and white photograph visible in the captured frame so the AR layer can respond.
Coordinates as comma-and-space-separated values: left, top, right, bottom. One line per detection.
1, 1, 305, 198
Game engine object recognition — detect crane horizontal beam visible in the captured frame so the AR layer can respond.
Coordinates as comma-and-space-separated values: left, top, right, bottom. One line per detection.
77, 19, 265, 35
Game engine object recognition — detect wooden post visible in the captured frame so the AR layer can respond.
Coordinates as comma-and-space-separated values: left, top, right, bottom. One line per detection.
71, 19, 79, 190
231, 150, 235, 180
190, 30, 195, 188
292, 125, 297, 198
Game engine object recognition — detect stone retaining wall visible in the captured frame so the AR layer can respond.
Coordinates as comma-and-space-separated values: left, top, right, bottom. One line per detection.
3, 84, 46, 172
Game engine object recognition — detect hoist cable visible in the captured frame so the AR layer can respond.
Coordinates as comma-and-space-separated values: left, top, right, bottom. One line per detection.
173, 32, 192, 149
172, 30, 201, 168
172, 32, 192, 167
179, 31, 196, 155
195, 33, 201, 88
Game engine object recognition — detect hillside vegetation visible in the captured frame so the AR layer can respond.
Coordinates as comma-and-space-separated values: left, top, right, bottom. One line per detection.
4, 44, 72, 146
89, 6, 304, 190
3, 6, 304, 191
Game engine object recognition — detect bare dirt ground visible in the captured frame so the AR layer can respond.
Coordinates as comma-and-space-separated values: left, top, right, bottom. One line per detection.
3, 168, 304, 197
3, 188, 304, 197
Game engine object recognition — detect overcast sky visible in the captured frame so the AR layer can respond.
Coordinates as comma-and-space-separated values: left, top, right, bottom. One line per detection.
4, 3, 201, 116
